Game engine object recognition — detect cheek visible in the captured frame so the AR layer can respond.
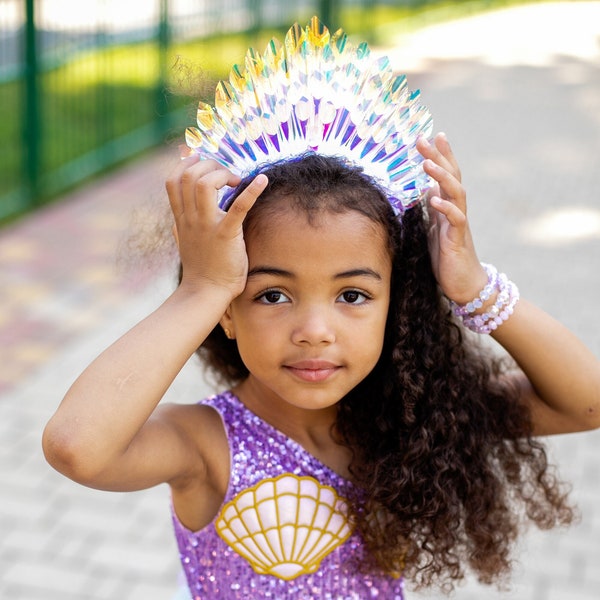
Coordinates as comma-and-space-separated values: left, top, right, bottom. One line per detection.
348, 310, 389, 359
229, 304, 265, 338
230, 312, 277, 360
368, 298, 391, 359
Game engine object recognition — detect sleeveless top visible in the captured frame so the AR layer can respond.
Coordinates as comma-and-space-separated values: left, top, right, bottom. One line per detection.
171, 391, 405, 599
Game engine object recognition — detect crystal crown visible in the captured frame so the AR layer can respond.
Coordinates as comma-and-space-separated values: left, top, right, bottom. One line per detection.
186, 17, 433, 214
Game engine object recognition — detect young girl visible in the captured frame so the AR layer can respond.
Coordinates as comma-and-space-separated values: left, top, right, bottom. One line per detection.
43, 19, 599, 599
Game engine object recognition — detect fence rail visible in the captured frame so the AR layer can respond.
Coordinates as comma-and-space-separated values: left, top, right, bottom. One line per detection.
0, 0, 432, 222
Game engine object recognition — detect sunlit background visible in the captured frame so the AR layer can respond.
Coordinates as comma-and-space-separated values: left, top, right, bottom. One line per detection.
1, 1, 599, 599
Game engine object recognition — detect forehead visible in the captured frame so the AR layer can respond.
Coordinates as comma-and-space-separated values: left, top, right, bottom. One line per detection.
245, 207, 392, 274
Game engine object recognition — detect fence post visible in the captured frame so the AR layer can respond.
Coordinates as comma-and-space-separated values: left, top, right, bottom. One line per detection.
319, 0, 338, 27
157, 0, 170, 138
23, 0, 40, 205
97, 25, 114, 167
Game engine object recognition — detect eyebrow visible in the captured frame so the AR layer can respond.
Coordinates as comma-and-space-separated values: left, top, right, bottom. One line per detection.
247, 266, 293, 279
247, 266, 382, 281
334, 268, 382, 281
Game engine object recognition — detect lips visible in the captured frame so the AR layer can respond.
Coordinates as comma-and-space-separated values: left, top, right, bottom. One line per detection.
284, 360, 341, 383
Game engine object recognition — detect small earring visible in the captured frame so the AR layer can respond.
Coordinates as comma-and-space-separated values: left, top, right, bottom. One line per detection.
224, 328, 233, 339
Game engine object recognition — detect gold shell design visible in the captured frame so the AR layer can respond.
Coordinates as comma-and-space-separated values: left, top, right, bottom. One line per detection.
215, 473, 353, 580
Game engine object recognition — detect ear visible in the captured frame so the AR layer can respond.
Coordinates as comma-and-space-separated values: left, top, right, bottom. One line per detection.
219, 306, 236, 340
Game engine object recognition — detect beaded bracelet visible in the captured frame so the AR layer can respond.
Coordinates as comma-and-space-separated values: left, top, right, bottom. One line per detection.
450, 263, 520, 335
462, 280, 520, 334
450, 263, 499, 317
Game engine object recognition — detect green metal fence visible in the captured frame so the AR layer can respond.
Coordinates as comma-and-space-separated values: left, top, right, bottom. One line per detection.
0, 0, 432, 222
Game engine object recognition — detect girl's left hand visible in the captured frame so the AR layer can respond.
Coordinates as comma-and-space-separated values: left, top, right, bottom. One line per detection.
417, 133, 488, 304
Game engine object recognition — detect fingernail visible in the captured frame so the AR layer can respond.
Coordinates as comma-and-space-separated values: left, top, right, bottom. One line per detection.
179, 144, 193, 158
254, 174, 268, 185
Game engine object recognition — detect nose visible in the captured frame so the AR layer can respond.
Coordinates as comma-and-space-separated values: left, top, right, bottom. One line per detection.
290, 305, 336, 346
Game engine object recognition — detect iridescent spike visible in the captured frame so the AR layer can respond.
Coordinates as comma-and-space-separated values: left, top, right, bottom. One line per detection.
229, 64, 248, 95
196, 102, 224, 136
307, 16, 330, 48
186, 17, 433, 214
356, 42, 370, 60
245, 47, 264, 80
264, 38, 284, 72
284, 22, 306, 55
185, 127, 204, 149
330, 28, 349, 55
215, 81, 242, 120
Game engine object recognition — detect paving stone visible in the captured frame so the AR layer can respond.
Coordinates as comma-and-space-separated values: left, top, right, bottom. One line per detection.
2, 554, 91, 594
546, 582, 600, 600
0, 582, 87, 600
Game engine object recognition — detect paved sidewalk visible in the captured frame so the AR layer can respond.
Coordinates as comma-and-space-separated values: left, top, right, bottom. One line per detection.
1, 3, 599, 599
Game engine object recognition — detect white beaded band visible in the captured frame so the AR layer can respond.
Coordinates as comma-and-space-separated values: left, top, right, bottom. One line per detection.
450, 263, 499, 317
450, 264, 520, 335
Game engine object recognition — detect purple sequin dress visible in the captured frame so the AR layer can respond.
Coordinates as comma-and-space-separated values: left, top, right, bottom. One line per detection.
171, 391, 405, 599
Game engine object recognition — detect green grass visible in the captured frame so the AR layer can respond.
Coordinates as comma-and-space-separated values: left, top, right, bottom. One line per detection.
0, 80, 21, 192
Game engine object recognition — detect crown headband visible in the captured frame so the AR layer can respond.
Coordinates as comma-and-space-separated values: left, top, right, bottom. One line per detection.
185, 17, 433, 215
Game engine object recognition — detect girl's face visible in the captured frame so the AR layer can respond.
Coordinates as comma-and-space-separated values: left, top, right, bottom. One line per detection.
221, 204, 392, 415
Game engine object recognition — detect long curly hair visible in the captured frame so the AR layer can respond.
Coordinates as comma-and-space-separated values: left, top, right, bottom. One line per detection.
194, 154, 575, 591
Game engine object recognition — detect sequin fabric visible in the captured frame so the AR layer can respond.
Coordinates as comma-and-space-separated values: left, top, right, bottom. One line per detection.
171, 391, 405, 599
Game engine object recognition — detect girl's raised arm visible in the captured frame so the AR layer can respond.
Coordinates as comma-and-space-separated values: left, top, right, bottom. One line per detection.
487, 298, 600, 435
418, 133, 600, 436
42, 158, 268, 491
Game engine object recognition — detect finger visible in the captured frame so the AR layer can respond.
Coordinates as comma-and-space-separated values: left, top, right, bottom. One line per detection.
171, 224, 180, 250
426, 188, 441, 227
417, 135, 449, 168
422, 159, 467, 214
429, 195, 467, 231
417, 134, 460, 182
166, 156, 232, 218
180, 160, 238, 217
223, 174, 269, 230
424, 183, 441, 205
179, 144, 193, 159
186, 166, 243, 219
165, 154, 200, 216
434, 132, 461, 181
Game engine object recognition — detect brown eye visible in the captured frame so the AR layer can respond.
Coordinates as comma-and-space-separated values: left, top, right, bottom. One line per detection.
338, 290, 368, 304
257, 290, 289, 304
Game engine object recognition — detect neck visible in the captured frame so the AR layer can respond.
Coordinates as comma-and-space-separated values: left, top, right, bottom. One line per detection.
232, 378, 351, 478
234, 378, 336, 440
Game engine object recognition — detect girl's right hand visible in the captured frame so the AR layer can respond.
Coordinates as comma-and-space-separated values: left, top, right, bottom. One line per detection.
165, 156, 268, 300
43, 155, 269, 495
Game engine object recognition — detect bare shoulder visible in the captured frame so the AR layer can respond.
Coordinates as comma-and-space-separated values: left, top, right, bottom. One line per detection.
157, 401, 231, 531
157, 401, 226, 436
156, 402, 229, 479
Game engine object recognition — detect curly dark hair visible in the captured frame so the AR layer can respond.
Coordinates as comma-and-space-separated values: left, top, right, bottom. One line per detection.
192, 154, 575, 591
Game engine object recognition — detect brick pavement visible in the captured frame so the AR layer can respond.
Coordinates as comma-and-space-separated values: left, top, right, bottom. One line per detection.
0, 149, 205, 600
1, 3, 599, 599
